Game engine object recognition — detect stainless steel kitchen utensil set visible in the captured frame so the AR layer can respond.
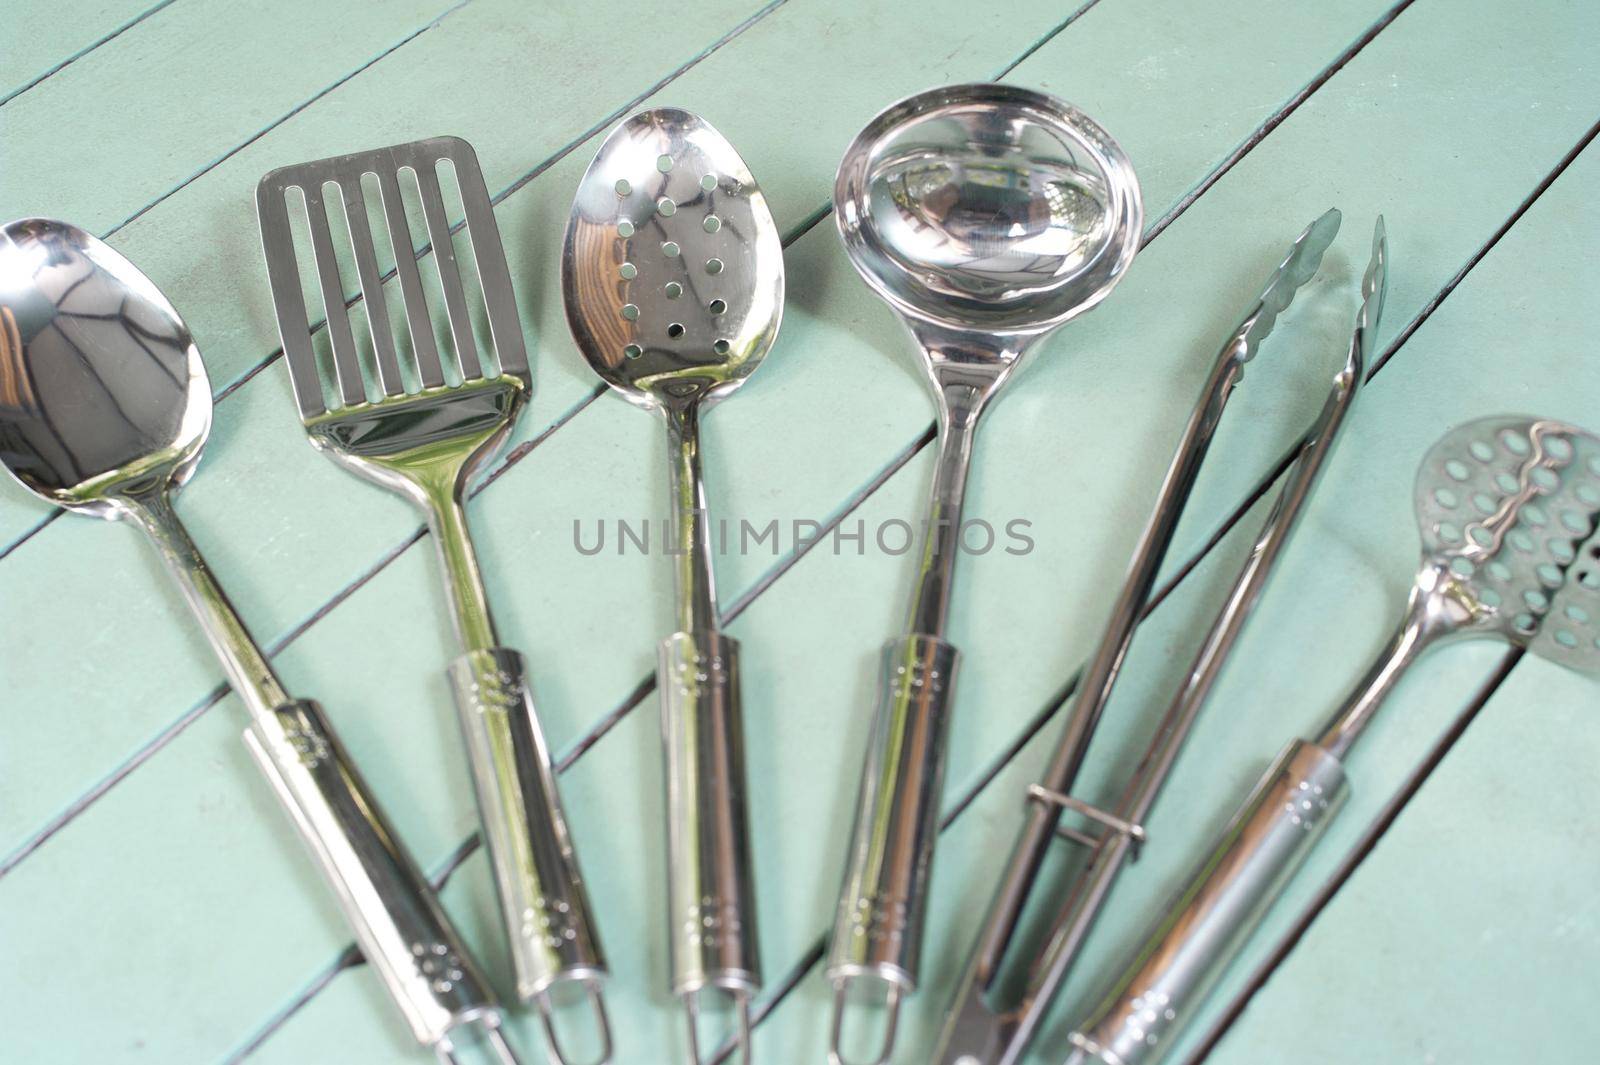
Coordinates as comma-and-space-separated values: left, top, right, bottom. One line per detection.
935, 210, 1386, 1065
562, 106, 783, 1065
826, 84, 1142, 1065
256, 137, 609, 1064
4, 78, 1589, 1065
0, 218, 519, 1065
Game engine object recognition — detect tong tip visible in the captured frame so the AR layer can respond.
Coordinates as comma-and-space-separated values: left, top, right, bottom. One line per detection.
1366, 215, 1389, 299
1233, 206, 1343, 359
1353, 215, 1389, 372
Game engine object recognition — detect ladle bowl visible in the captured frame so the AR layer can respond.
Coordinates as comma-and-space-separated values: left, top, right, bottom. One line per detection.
834, 82, 1142, 337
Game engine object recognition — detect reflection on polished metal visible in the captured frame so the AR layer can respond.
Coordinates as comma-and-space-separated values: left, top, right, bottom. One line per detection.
562, 108, 782, 1065
934, 212, 1376, 1065
825, 83, 1142, 1064
255, 138, 609, 1065
1064, 407, 1600, 1065
0, 217, 518, 1065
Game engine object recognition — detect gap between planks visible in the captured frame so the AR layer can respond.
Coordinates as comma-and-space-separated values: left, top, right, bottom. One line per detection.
0, 0, 181, 108
107, 0, 477, 236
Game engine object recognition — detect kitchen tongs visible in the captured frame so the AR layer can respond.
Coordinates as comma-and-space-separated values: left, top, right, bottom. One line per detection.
933, 211, 1388, 1065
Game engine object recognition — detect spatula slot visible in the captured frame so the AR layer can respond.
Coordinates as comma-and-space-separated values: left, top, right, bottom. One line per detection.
257, 136, 529, 422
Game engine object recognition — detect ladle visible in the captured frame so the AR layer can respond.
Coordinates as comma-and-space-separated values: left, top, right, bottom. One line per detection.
825, 83, 1143, 1065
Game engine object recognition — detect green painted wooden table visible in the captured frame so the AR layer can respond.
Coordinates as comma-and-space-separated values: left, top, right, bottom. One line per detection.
3, 0, 1597, 1061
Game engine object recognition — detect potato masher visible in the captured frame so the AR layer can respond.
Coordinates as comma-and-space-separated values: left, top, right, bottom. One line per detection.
1065, 413, 1600, 1065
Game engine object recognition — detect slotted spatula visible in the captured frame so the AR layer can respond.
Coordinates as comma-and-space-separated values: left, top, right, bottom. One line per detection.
256, 136, 610, 1065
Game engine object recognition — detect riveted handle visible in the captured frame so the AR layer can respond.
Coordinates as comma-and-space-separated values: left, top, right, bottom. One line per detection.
448, 647, 607, 1003
244, 700, 498, 1048
826, 634, 961, 995
660, 631, 762, 998
1065, 740, 1349, 1065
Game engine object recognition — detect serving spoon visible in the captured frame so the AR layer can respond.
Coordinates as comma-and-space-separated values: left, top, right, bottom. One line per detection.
0, 218, 519, 1065
825, 83, 1142, 1064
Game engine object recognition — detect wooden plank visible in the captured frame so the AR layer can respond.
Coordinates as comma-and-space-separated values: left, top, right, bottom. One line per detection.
1209, 660, 1600, 1064
0, 0, 460, 235
0, 0, 783, 553
0, 0, 1396, 868
0, 0, 790, 856
1, 0, 167, 104
0, 0, 1080, 859
0, 0, 1100, 1059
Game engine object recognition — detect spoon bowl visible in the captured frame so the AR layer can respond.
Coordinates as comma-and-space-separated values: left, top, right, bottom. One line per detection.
563, 107, 783, 412
835, 82, 1141, 338
0, 218, 211, 515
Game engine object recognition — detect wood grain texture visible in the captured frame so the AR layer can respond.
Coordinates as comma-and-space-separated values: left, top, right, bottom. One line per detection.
1, 0, 1596, 1062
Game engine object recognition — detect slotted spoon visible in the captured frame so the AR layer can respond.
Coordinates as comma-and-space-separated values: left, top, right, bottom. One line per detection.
1066, 414, 1600, 1065
255, 136, 609, 1064
562, 106, 783, 1065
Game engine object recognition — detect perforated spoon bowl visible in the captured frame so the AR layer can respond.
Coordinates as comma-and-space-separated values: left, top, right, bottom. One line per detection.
825, 83, 1142, 1065
0, 217, 518, 1065
563, 107, 783, 1065
1065, 415, 1600, 1065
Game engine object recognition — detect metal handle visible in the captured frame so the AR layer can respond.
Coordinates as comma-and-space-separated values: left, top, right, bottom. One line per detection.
243, 699, 499, 1049
660, 631, 761, 1014
448, 649, 607, 998
1065, 740, 1349, 1065
825, 634, 960, 1059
